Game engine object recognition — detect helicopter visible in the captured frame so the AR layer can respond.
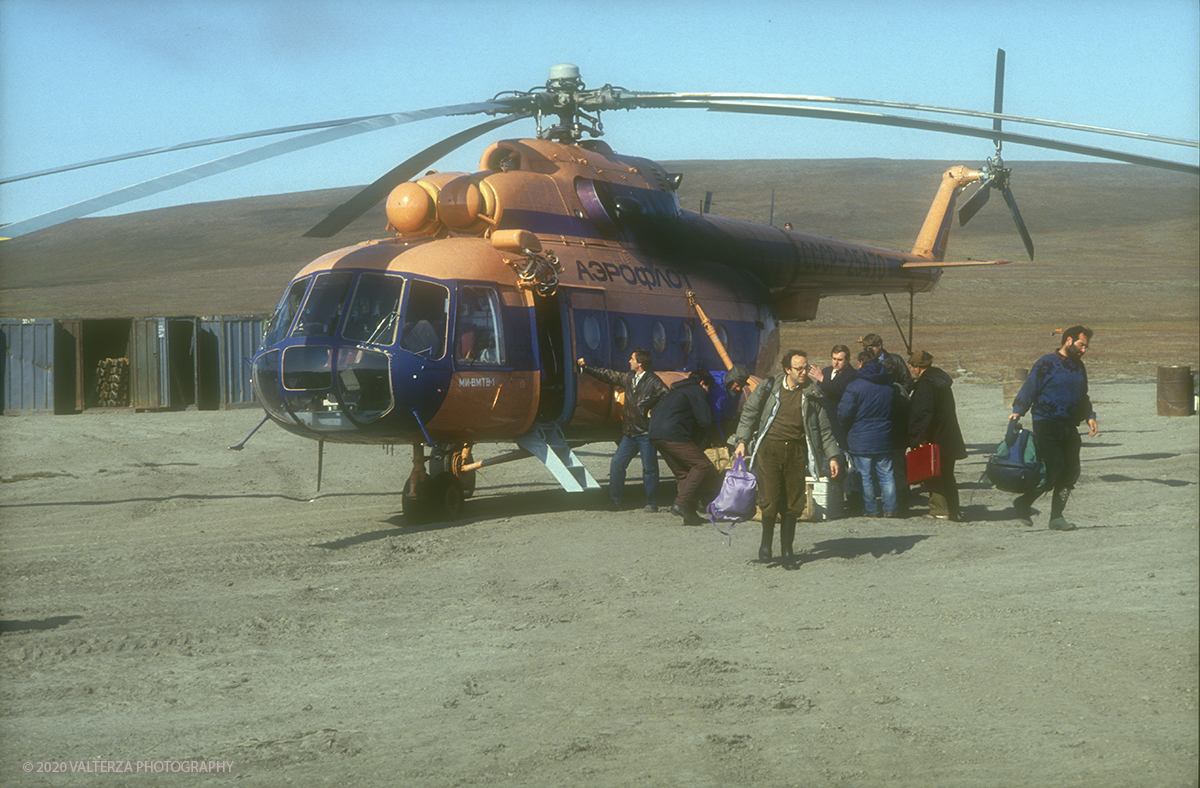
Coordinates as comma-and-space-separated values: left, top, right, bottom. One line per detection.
3, 54, 1197, 522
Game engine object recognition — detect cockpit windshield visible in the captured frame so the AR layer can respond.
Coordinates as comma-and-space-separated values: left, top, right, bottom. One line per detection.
292, 272, 352, 338
399, 279, 449, 358
343, 273, 405, 345
262, 277, 310, 348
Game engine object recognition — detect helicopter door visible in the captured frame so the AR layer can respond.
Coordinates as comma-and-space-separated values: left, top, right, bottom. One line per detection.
533, 289, 566, 422
563, 287, 615, 428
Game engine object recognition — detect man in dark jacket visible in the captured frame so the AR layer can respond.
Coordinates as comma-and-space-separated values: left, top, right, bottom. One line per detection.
838, 355, 901, 517
862, 333, 913, 393
1008, 326, 1099, 530
907, 350, 967, 521
649, 369, 718, 525
578, 350, 670, 512
862, 334, 912, 512
809, 344, 857, 407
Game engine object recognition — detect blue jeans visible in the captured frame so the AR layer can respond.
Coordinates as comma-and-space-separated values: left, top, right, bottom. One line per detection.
850, 453, 897, 516
610, 434, 659, 505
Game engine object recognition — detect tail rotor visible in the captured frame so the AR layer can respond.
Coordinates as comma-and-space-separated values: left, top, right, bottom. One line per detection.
958, 49, 1035, 260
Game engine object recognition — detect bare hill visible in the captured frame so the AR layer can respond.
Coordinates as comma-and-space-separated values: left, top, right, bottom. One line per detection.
1, 160, 1196, 377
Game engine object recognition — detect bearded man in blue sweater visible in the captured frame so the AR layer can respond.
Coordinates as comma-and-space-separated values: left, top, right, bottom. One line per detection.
1009, 326, 1099, 531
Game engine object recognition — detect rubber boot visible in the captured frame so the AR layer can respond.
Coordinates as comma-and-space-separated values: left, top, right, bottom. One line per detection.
1013, 490, 1039, 527
758, 518, 775, 563
1048, 488, 1076, 530
779, 516, 797, 569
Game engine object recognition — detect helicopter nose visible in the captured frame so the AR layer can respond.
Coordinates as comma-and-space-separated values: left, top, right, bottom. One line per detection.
253, 340, 448, 439
253, 342, 394, 432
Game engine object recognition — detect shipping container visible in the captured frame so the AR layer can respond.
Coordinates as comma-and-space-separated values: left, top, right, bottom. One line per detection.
198, 315, 266, 409
1, 318, 55, 414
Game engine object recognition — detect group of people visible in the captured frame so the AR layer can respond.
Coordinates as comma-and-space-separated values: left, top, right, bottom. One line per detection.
577, 324, 1098, 563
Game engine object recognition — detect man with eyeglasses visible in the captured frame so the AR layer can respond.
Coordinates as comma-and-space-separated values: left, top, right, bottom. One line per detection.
732, 350, 842, 568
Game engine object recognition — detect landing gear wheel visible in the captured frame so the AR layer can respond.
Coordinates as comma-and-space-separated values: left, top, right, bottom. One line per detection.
449, 445, 477, 499
402, 480, 434, 525
428, 472, 465, 520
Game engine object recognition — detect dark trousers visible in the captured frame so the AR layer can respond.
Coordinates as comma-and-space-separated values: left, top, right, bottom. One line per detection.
892, 446, 909, 512
609, 434, 659, 506
651, 440, 717, 509
1015, 420, 1081, 518
754, 439, 808, 526
924, 457, 959, 519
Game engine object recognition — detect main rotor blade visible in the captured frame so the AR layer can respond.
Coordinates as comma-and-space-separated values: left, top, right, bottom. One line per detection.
1001, 184, 1035, 261
958, 180, 993, 226
626, 92, 1199, 149
993, 49, 1006, 138
303, 113, 530, 238
681, 100, 1200, 175
0, 101, 522, 239
0, 114, 389, 186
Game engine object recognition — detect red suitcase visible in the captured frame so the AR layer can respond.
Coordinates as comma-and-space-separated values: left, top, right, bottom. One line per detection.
906, 443, 941, 485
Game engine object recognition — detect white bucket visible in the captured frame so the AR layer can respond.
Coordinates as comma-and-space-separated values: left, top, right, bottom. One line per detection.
805, 476, 844, 520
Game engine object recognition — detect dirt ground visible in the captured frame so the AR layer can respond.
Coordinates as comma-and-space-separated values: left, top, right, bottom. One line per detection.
0, 379, 1196, 787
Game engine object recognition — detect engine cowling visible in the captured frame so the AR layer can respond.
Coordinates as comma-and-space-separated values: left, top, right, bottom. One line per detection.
384, 172, 468, 237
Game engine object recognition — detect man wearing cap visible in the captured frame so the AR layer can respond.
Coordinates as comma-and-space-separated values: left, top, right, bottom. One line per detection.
907, 350, 967, 521
861, 333, 913, 392
1008, 326, 1099, 531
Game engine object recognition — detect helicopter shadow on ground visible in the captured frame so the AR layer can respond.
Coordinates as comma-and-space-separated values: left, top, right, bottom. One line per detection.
1093, 452, 1180, 462
1097, 473, 1193, 487
0, 491, 397, 511
793, 533, 931, 569
316, 485, 620, 550
0, 615, 82, 634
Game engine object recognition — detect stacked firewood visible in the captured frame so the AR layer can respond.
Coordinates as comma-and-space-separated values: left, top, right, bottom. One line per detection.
94, 358, 130, 407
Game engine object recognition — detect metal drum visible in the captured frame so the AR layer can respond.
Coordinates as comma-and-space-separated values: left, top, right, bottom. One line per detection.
1156, 365, 1194, 416
1003, 367, 1029, 405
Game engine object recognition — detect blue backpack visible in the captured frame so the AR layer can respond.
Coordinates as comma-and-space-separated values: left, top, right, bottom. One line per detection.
987, 420, 1046, 494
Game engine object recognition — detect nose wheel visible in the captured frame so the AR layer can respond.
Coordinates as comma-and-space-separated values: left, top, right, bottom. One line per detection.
403, 471, 465, 524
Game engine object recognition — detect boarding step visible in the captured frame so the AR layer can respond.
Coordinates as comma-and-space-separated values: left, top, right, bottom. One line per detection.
515, 423, 600, 493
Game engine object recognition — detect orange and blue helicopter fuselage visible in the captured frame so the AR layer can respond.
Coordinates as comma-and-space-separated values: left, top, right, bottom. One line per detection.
251, 138, 969, 452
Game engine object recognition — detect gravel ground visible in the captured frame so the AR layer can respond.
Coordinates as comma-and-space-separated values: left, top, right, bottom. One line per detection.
0, 379, 1196, 787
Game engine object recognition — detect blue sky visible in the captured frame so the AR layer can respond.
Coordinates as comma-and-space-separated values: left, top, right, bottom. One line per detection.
1, 0, 1197, 226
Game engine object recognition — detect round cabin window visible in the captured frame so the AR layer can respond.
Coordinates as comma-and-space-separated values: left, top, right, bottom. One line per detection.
652, 320, 667, 355
678, 322, 693, 357
583, 315, 601, 351
613, 317, 629, 351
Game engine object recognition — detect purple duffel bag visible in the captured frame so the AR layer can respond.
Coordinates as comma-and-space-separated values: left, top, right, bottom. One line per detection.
707, 454, 757, 534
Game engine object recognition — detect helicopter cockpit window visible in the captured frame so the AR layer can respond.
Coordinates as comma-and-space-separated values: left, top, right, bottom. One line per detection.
455, 286, 505, 365
343, 273, 405, 345
263, 277, 310, 348
399, 279, 449, 358
292, 272, 352, 338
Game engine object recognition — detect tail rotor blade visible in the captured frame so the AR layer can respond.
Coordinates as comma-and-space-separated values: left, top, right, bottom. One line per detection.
958, 180, 992, 225
1000, 184, 1035, 260
303, 113, 528, 238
